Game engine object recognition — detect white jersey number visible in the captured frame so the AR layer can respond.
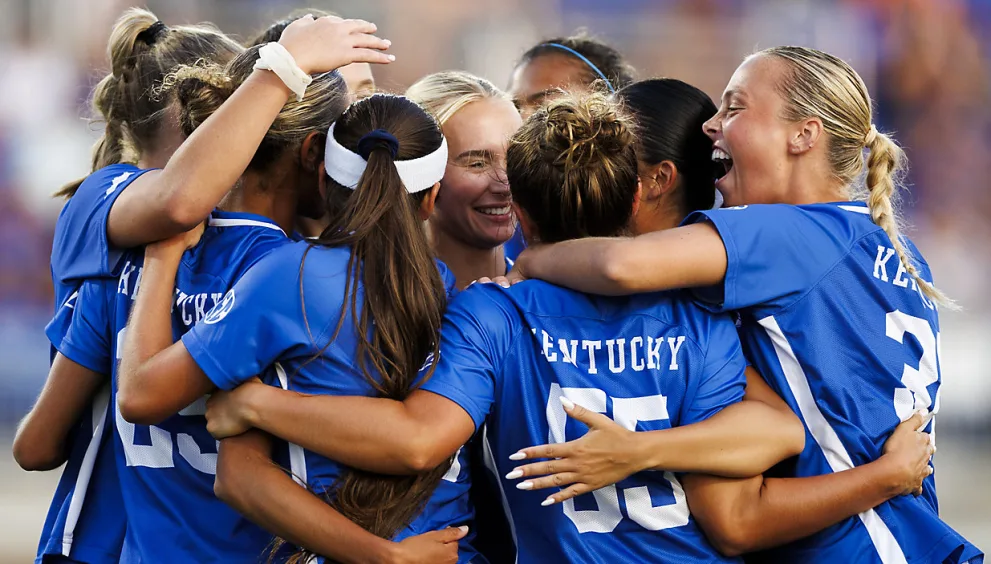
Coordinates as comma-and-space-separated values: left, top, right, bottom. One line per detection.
114, 327, 218, 474
886, 310, 940, 443
546, 384, 690, 534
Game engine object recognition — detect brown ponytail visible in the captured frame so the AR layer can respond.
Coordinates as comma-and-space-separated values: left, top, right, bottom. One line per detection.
294, 95, 451, 551
55, 7, 242, 198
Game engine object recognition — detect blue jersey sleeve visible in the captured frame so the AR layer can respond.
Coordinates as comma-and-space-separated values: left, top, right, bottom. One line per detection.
57, 280, 114, 375
181, 247, 311, 390
684, 204, 850, 313
51, 164, 154, 283
420, 284, 521, 429
680, 312, 747, 426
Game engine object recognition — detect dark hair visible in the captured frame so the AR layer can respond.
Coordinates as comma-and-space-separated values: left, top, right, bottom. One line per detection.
56, 7, 242, 198
303, 94, 450, 546
507, 91, 639, 243
160, 44, 348, 174
617, 78, 719, 213
517, 31, 636, 92
247, 8, 337, 47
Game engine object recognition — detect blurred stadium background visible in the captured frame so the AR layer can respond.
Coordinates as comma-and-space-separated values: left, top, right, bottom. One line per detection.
1, 0, 988, 560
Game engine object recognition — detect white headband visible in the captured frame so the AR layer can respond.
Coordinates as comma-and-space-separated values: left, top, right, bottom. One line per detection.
323, 122, 448, 193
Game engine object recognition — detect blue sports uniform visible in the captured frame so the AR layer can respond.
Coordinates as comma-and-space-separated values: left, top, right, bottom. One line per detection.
419, 280, 749, 563
684, 202, 983, 564
40, 164, 153, 564
59, 211, 291, 563
181, 242, 478, 563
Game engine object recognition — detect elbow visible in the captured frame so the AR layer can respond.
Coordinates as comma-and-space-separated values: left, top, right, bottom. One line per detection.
599, 248, 641, 293
400, 434, 452, 474
782, 415, 806, 458
213, 465, 238, 506
117, 388, 166, 426
706, 530, 751, 558
700, 516, 758, 557
12, 437, 63, 472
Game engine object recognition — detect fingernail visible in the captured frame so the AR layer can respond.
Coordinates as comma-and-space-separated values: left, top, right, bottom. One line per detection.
508, 451, 526, 461
932, 446, 937, 454
505, 469, 523, 480
457, 525, 469, 533
387, 54, 396, 62
560, 396, 575, 410
383, 39, 391, 47
499, 281, 509, 288
517, 481, 533, 490
541, 497, 555, 507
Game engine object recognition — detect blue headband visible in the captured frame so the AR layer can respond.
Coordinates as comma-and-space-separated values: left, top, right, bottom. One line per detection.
538, 43, 615, 93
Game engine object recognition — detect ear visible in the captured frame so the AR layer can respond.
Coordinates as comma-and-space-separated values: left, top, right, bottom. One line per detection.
637, 161, 666, 201
418, 182, 441, 220
300, 132, 327, 172
631, 179, 643, 219
655, 161, 679, 195
317, 162, 328, 201
512, 202, 537, 245
789, 117, 824, 155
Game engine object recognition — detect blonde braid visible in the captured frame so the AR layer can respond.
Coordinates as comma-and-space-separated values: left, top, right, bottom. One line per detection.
864, 126, 956, 309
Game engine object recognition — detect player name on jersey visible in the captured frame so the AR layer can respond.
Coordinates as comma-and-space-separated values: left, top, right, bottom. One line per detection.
872, 245, 935, 310
530, 327, 687, 374
116, 259, 225, 327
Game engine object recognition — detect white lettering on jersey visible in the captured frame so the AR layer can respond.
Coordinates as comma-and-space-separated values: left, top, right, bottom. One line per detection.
534, 328, 687, 376
200, 290, 234, 325
871, 245, 935, 310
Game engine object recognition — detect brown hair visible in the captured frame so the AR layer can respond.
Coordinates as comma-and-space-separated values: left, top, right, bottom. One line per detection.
758, 46, 953, 308
159, 44, 348, 174
294, 95, 450, 555
507, 91, 639, 243
56, 8, 242, 198
247, 8, 338, 47
517, 31, 637, 92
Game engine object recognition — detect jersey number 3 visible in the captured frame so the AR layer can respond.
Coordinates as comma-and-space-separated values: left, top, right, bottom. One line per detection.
887, 310, 940, 440
546, 383, 690, 534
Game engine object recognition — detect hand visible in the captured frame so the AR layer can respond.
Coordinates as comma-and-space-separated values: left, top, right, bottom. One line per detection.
880, 411, 935, 497
387, 526, 466, 564
147, 221, 205, 257
278, 15, 394, 75
504, 397, 643, 506
205, 378, 265, 439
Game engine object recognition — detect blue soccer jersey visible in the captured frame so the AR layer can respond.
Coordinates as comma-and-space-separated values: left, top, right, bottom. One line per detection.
181, 242, 477, 563
39, 164, 153, 564
685, 202, 983, 564
59, 211, 291, 563
419, 280, 748, 563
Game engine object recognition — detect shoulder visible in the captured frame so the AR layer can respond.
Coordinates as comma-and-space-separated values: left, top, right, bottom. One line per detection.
73, 164, 151, 203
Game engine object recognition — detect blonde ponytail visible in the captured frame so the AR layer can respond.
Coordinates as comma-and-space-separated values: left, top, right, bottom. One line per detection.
864, 126, 956, 309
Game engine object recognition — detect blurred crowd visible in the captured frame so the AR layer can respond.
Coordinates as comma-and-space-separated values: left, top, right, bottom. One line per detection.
0, 0, 989, 427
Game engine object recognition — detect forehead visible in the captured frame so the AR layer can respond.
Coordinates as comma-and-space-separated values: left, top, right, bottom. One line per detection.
444, 97, 522, 151
337, 63, 375, 91
509, 53, 591, 98
723, 55, 786, 102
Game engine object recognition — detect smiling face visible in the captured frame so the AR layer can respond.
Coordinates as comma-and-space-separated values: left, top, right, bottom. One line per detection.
430, 97, 522, 250
703, 55, 797, 206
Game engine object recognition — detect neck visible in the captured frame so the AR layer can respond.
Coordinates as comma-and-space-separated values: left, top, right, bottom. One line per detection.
784, 162, 849, 205
136, 145, 176, 170
635, 198, 685, 235
217, 172, 298, 235
429, 223, 506, 290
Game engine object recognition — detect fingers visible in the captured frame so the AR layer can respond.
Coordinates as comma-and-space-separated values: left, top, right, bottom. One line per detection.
441, 525, 469, 542
561, 396, 611, 428
340, 18, 377, 35
350, 34, 392, 51
900, 411, 924, 431
515, 472, 582, 492
346, 49, 395, 65
506, 271, 526, 285
540, 483, 593, 506
505, 459, 576, 480
510, 442, 563, 461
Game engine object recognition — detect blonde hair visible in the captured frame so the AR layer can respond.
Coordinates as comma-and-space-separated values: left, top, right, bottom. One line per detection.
757, 46, 954, 309
56, 7, 242, 198
405, 71, 508, 126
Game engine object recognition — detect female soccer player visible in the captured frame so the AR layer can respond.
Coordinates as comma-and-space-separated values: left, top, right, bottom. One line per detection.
504, 47, 983, 564
119, 93, 475, 563
14, 8, 243, 563
198, 91, 822, 563
407, 71, 521, 288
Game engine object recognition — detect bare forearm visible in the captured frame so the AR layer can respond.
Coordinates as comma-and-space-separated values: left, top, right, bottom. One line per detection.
638, 401, 804, 478
519, 238, 634, 295
243, 387, 435, 474
216, 439, 395, 564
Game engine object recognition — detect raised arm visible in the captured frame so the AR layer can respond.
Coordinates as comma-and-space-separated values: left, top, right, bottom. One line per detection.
118, 228, 214, 424
682, 411, 933, 556
511, 222, 727, 295
206, 383, 475, 475
214, 430, 464, 564
13, 354, 106, 471
106, 16, 394, 248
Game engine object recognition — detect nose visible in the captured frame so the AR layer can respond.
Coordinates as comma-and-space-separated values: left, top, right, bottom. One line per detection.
703, 113, 720, 140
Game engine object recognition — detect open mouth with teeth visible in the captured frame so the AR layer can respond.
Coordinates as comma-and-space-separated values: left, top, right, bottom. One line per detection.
712, 148, 734, 180
476, 205, 513, 218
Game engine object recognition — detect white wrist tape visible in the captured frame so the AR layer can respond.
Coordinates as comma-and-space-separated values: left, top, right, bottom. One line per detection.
253, 42, 312, 102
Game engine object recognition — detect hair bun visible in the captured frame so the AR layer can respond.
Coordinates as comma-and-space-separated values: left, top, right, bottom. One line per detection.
357, 129, 400, 159
540, 92, 634, 169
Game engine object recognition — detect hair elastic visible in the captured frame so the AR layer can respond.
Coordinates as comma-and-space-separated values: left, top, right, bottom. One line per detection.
254, 42, 312, 102
324, 122, 448, 193
539, 43, 615, 93
137, 21, 169, 45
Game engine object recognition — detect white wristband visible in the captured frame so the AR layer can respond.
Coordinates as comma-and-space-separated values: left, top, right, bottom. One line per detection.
253, 42, 313, 102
